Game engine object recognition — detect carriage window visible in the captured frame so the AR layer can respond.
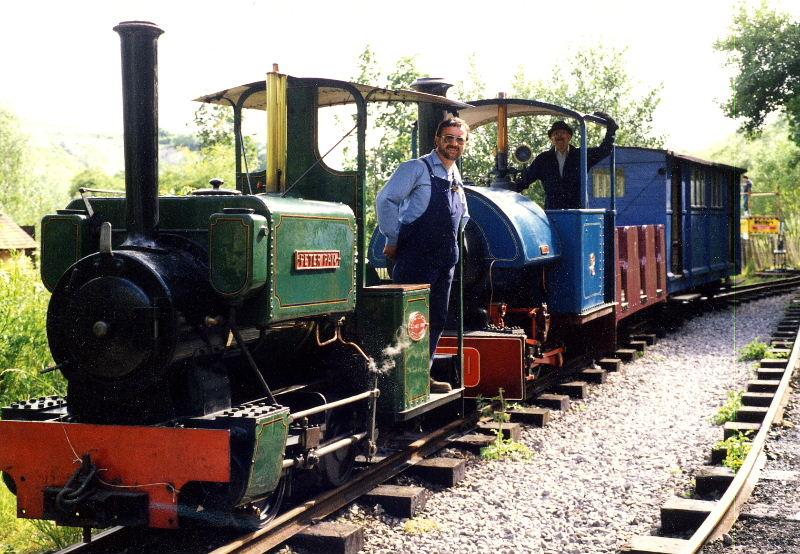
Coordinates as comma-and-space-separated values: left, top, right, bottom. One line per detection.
592, 167, 625, 198
691, 169, 706, 207
711, 174, 724, 208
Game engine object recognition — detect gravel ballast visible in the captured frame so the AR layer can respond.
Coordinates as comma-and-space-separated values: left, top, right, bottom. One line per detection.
316, 294, 795, 554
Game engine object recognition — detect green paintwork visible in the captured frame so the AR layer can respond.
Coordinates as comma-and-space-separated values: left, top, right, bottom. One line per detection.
241, 407, 290, 503
284, 80, 366, 297
40, 213, 93, 291
209, 213, 268, 298
53, 194, 355, 325
357, 286, 431, 413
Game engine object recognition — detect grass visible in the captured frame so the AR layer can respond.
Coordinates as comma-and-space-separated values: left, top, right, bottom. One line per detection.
738, 338, 768, 362
715, 432, 753, 472
479, 389, 534, 462
712, 390, 744, 425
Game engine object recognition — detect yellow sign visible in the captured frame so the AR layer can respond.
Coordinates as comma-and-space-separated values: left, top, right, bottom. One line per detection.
745, 216, 781, 234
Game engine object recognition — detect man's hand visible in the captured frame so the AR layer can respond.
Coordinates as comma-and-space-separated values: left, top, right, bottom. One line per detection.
383, 244, 397, 260
594, 111, 618, 133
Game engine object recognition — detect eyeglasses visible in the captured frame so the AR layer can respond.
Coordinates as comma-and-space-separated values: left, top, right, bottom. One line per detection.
440, 134, 467, 145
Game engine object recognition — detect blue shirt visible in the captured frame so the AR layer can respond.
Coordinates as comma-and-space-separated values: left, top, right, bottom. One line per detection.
376, 150, 469, 246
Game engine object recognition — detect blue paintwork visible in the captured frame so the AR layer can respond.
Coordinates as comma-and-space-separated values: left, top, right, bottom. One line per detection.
590, 147, 743, 295
368, 185, 560, 270
463, 186, 560, 268
546, 210, 607, 313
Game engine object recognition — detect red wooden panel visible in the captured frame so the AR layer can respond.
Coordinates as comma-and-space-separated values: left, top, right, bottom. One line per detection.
654, 225, 667, 296
638, 225, 658, 302
0, 421, 230, 528
433, 346, 481, 387
616, 226, 641, 320
438, 335, 525, 400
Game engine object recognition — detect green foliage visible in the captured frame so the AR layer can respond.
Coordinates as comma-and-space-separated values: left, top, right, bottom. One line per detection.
348, 46, 422, 236
194, 103, 234, 149
479, 388, 532, 461
480, 429, 533, 462
765, 349, 789, 359
2, 483, 81, 553
460, 46, 664, 190
716, 3, 800, 145
0, 254, 76, 554
738, 338, 768, 361
69, 166, 124, 197
712, 390, 744, 425
0, 108, 53, 226
159, 128, 199, 151
0, 254, 65, 406
715, 432, 753, 472
159, 142, 237, 195
705, 117, 800, 218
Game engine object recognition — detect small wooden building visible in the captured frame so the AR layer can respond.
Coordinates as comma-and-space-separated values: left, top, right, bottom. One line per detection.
0, 213, 37, 260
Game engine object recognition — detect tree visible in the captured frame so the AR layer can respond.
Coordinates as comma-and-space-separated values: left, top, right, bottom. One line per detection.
0, 108, 40, 224
347, 46, 422, 234
705, 115, 800, 216
69, 167, 124, 197
716, 3, 800, 144
459, 46, 665, 204
194, 103, 235, 149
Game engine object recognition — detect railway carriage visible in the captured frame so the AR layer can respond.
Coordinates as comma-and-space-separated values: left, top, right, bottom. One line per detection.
588, 147, 743, 297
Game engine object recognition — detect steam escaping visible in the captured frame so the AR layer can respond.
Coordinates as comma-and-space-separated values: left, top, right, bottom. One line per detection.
369, 326, 414, 375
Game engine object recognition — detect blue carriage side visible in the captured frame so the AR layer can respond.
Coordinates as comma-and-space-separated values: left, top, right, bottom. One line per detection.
588, 147, 744, 296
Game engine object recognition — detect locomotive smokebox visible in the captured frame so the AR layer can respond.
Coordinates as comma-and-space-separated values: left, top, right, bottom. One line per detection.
113, 21, 163, 245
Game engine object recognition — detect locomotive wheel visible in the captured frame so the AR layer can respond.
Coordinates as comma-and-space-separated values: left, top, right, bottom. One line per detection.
233, 477, 286, 529
317, 408, 359, 487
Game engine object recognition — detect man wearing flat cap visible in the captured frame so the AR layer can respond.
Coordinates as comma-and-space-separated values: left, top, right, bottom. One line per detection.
518, 114, 618, 209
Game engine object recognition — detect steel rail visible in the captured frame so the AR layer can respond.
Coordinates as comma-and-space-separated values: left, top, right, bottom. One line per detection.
720, 275, 800, 299
681, 304, 800, 553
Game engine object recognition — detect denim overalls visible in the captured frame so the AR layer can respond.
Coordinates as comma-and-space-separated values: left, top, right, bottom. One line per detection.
392, 158, 465, 358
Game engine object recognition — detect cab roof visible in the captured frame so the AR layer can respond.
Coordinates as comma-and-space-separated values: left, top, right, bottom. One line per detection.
195, 77, 471, 110
459, 98, 608, 129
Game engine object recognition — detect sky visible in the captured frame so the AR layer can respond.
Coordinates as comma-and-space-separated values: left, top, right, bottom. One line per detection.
1, 0, 799, 155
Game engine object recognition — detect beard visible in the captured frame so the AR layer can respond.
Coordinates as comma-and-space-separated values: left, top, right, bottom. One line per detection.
437, 144, 461, 161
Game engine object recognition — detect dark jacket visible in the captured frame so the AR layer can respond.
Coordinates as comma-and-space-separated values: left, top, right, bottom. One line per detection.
519, 127, 615, 209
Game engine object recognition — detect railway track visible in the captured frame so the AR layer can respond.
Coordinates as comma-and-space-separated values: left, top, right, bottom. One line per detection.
53, 278, 800, 554
621, 295, 800, 553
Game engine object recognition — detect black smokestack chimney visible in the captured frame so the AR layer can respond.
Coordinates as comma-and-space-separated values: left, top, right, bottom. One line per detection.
113, 21, 163, 245
411, 78, 453, 157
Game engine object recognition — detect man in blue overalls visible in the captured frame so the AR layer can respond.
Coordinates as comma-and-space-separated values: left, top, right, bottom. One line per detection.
376, 117, 470, 393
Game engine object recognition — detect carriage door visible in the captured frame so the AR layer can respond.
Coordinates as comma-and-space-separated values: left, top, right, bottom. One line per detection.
670, 164, 683, 274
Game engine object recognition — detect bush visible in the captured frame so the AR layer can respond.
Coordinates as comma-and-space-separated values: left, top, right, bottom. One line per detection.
738, 338, 767, 362
715, 432, 753, 472
712, 390, 744, 425
0, 253, 65, 406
